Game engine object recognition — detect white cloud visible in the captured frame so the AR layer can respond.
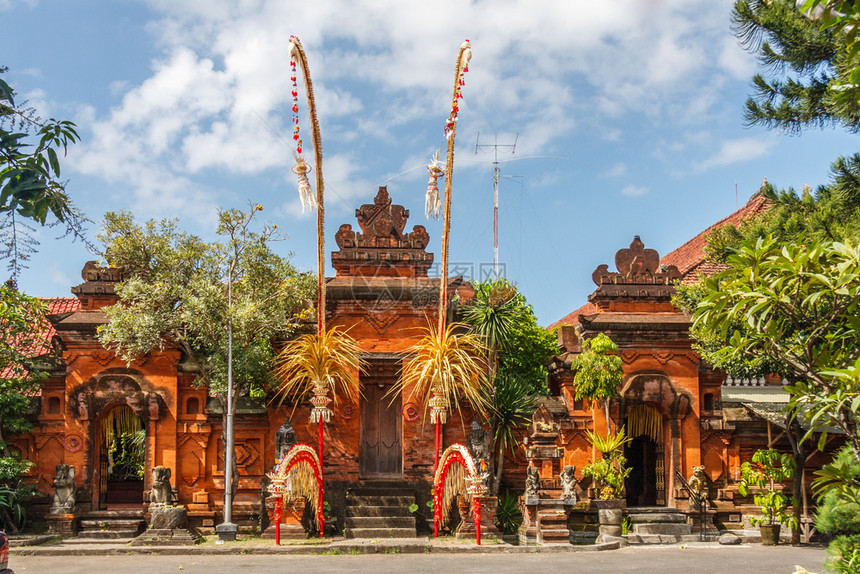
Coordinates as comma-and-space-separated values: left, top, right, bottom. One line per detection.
718, 36, 756, 81
621, 184, 649, 197
695, 137, 776, 171
603, 163, 627, 178
59, 0, 744, 228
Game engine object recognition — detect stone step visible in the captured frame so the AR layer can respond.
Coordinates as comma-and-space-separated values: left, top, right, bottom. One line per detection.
345, 505, 412, 518
80, 510, 144, 519
344, 527, 417, 539
632, 523, 692, 536
80, 519, 144, 530
76, 529, 142, 539
629, 513, 688, 524
345, 516, 415, 529
540, 529, 570, 543
61, 537, 137, 545
346, 495, 415, 506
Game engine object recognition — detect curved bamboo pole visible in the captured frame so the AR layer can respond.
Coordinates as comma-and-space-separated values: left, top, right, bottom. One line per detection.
437, 40, 471, 336
289, 36, 326, 336
289, 36, 327, 537
432, 40, 472, 507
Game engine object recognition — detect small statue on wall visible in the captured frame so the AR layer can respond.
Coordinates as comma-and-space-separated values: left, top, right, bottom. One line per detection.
525, 464, 540, 501
467, 420, 489, 467
688, 465, 709, 511
560, 465, 578, 504
149, 466, 174, 507
275, 416, 297, 463
50, 464, 76, 514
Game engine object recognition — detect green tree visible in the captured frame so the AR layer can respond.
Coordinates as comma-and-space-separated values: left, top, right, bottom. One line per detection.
460, 279, 557, 494
690, 237, 860, 543
732, 0, 860, 133
0, 283, 51, 531
96, 207, 316, 498
0, 67, 88, 278
800, 0, 860, 112
570, 333, 624, 433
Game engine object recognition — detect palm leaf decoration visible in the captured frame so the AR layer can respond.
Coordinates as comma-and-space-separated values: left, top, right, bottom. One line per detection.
397, 322, 489, 425
585, 426, 631, 457
274, 326, 364, 420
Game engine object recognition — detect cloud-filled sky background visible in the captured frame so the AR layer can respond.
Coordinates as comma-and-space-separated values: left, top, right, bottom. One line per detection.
2, 0, 857, 325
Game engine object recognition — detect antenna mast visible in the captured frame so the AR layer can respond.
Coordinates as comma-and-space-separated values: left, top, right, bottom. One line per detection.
475, 132, 518, 279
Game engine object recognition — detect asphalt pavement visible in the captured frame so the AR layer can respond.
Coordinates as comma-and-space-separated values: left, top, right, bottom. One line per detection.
8, 543, 829, 574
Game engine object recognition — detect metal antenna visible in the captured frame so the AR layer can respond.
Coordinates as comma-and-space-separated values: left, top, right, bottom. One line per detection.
475, 132, 518, 280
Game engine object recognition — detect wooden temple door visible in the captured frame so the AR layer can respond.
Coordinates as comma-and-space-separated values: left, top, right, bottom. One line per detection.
359, 359, 402, 479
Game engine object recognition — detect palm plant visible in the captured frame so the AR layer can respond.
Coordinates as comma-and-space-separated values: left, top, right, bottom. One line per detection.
483, 372, 539, 494
275, 326, 364, 446
397, 322, 488, 427
460, 279, 527, 378
582, 427, 632, 500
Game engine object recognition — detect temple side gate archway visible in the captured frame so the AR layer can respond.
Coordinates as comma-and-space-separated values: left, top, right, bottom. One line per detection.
267, 444, 324, 544
433, 444, 487, 544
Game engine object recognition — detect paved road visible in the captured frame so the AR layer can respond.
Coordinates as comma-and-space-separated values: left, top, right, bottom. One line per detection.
9, 544, 828, 573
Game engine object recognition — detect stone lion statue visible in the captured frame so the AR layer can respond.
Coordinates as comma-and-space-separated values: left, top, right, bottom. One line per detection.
560, 465, 578, 503
149, 465, 174, 507
688, 465, 709, 511
50, 464, 76, 514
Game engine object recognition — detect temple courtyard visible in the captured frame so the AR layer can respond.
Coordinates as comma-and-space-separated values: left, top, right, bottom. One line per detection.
8, 543, 827, 574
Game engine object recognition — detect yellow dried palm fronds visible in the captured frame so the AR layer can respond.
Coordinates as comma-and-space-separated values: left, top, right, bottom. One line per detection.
628, 403, 662, 443
286, 461, 319, 530
274, 326, 364, 406
441, 463, 466, 528
102, 404, 142, 448
397, 322, 489, 422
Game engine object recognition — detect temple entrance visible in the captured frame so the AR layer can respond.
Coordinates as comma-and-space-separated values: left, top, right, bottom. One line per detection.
98, 404, 146, 508
624, 403, 665, 507
359, 359, 402, 478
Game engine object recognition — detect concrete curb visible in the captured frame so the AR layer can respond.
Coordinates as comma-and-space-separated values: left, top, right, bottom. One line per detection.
10, 538, 620, 556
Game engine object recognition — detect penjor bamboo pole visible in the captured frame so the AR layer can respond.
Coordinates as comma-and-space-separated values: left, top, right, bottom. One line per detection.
290, 36, 327, 538
433, 42, 471, 539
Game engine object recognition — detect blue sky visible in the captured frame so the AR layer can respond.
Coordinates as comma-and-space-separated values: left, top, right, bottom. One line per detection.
2, 0, 857, 326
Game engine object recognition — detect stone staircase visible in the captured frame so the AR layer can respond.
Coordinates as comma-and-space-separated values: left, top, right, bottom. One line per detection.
535, 506, 570, 543
624, 506, 691, 544
77, 509, 146, 540
344, 481, 417, 539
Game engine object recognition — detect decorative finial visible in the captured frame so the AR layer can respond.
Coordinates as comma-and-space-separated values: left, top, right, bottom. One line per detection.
425, 150, 444, 219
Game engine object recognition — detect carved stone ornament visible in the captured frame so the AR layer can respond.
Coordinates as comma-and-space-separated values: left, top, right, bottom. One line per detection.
80, 260, 125, 283
687, 464, 709, 511
334, 186, 430, 250
275, 417, 297, 463
149, 465, 174, 507
50, 464, 77, 514
524, 464, 540, 502
467, 420, 489, 465
560, 465, 578, 504
591, 236, 681, 286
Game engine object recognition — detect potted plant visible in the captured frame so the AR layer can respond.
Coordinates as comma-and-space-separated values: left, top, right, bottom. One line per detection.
582, 427, 631, 539
738, 448, 797, 545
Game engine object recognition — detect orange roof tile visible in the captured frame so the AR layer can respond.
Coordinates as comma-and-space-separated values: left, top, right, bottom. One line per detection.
1, 297, 80, 379
660, 192, 770, 284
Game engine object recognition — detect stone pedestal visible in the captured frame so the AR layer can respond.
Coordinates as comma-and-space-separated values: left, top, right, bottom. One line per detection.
261, 496, 308, 540
46, 513, 79, 536
518, 499, 573, 544
455, 496, 500, 540
594, 499, 625, 542
132, 506, 198, 546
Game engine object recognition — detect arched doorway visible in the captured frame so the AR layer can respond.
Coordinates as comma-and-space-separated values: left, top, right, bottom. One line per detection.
624, 403, 665, 507
98, 404, 146, 508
